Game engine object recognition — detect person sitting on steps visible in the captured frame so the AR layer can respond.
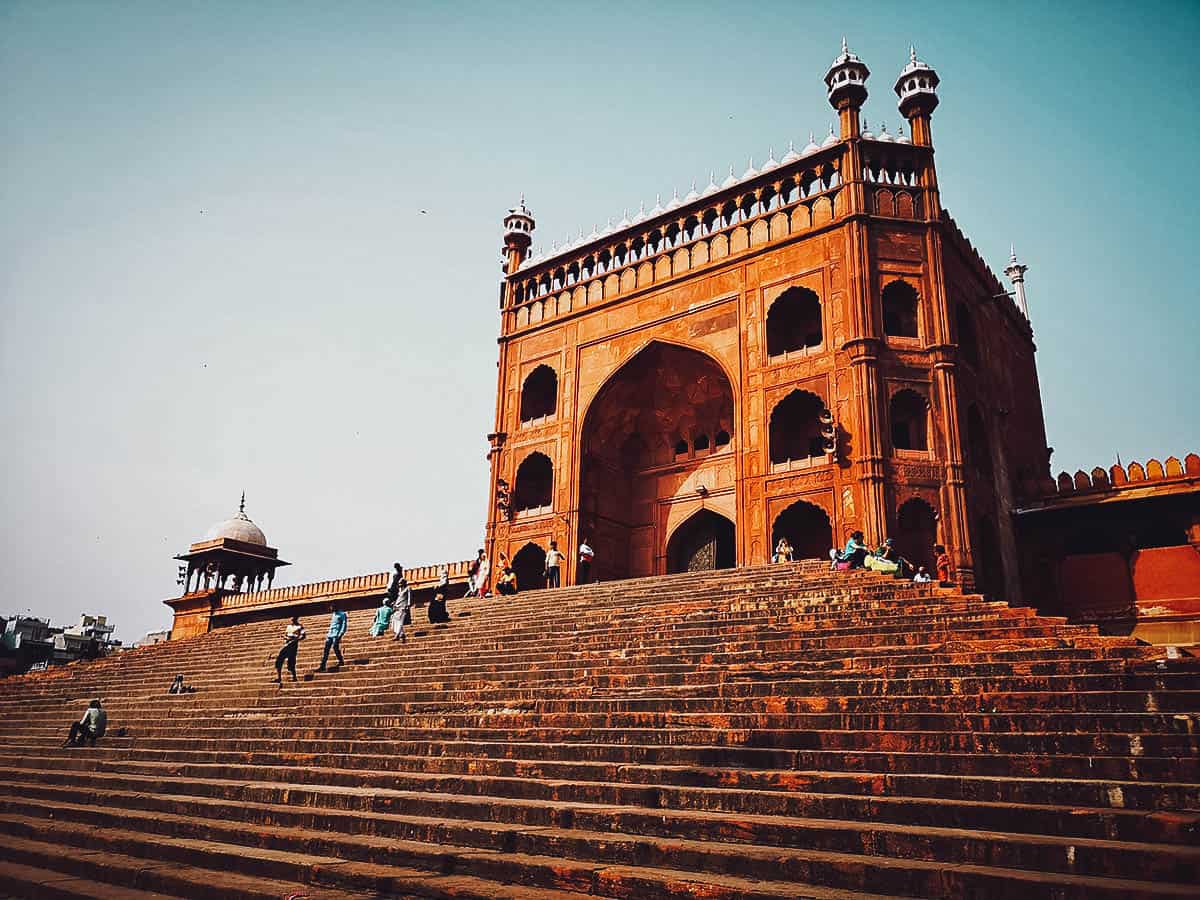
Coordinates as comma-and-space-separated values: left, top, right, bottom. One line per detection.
62, 699, 107, 747
167, 673, 196, 694
835, 531, 870, 569
496, 564, 518, 596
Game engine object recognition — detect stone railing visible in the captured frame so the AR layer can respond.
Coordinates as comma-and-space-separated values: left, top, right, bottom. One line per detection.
1051, 453, 1199, 496
215, 559, 475, 613
504, 141, 889, 335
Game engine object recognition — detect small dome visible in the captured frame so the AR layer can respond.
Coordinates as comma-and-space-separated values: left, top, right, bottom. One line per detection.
684, 180, 701, 202
760, 148, 778, 173
877, 122, 894, 142
665, 188, 682, 211
821, 125, 838, 147
861, 118, 875, 140
780, 141, 801, 164
720, 165, 738, 189
741, 157, 759, 180
803, 133, 821, 155
701, 172, 720, 197
896, 124, 911, 144
205, 495, 266, 546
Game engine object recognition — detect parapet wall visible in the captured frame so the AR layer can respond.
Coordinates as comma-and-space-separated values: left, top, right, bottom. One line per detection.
166, 559, 474, 640
1047, 453, 1199, 501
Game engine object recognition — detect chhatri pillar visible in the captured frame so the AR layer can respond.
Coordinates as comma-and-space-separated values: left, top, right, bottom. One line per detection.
165, 495, 289, 639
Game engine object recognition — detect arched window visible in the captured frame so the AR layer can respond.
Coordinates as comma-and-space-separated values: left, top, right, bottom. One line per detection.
966, 404, 993, 480
693, 433, 710, 452
769, 390, 828, 468
714, 429, 731, 449
890, 389, 929, 451
956, 302, 980, 368
882, 280, 919, 338
674, 438, 689, 457
520, 365, 557, 424
766, 287, 822, 357
512, 452, 553, 514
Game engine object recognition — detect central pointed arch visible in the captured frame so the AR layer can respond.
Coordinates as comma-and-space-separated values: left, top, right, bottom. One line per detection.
578, 340, 737, 581
666, 509, 736, 573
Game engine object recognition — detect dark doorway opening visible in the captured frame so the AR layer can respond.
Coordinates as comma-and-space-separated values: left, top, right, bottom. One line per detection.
511, 542, 546, 592
666, 510, 736, 574
771, 500, 833, 561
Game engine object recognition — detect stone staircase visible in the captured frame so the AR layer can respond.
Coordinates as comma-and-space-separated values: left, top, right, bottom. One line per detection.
0, 562, 1197, 899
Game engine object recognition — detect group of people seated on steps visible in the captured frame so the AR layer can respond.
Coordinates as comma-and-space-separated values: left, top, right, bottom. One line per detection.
772, 533, 952, 585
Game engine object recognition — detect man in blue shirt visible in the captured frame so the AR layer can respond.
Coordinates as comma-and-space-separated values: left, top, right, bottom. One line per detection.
318, 603, 348, 671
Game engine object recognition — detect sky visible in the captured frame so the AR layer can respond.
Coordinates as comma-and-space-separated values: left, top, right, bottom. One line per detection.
2, 1, 1197, 643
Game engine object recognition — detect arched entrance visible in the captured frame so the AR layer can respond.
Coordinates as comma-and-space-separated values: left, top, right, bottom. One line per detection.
895, 498, 938, 574
667, 510, 736, 574
579, 342, 736, 581
771, 500, 833, 560
511, 542, 546, 592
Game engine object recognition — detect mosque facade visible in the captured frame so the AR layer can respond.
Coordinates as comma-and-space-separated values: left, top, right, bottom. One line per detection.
485, 43, 1048, 600
162, 42, 1198, 647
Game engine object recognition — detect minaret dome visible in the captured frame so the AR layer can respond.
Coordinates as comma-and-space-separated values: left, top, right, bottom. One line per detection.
501, 195, 535, 275
894, 45, 940, 124
824, 38, 870, 139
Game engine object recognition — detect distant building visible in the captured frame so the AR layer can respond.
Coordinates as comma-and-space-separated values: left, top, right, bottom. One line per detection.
132, 630, 169, 648
0, 612, 122, 675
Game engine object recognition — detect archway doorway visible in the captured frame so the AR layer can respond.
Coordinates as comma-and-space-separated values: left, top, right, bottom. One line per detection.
771, 500, 833, 560
667, 510, 736, 574
511, 542, 546, 592
895, 498, 938, 574
579, 342, 736, 581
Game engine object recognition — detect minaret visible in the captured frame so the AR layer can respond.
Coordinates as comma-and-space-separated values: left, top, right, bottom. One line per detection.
501, 196, 535, 277
894, 46, 940, 146
1004, 245, 1030, 319
824, 37, 870, 140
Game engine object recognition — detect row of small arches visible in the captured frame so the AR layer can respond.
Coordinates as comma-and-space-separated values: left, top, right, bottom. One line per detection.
512, 175, 844, 303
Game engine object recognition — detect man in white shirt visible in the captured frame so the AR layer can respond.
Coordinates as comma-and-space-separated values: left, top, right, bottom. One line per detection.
577, 538, 594, 585
544, 541, 564, 588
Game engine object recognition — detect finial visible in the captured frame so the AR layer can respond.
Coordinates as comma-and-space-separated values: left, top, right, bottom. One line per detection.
910, 45, 917, 64
808, 133, 813, 144
829, 123, 835, 135
519, 192, 525, 206
842, 36, 848, 54
239, 492, 246, 514
1010, 243, 1017, 260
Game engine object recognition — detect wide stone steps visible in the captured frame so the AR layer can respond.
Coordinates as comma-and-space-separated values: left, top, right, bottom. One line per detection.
3, 564, 1198, 898
2, 760, 1197, 848
0, 787, 1196, 898
0, 810, 898, 900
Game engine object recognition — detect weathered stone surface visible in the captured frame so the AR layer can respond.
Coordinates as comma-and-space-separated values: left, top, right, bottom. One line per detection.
1, 564, 1198, 898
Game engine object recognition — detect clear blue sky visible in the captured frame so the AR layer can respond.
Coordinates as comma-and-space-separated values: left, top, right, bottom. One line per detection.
2, 1, 1197, 642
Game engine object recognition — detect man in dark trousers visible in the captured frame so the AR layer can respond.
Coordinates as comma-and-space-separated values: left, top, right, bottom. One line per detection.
318, 603, 348, 671
544, 540, 564, 588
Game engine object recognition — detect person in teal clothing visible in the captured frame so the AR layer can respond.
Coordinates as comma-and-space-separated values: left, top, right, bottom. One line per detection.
369, 600, 393, 637
839, 531, 870, 569
318, 603, 348, 671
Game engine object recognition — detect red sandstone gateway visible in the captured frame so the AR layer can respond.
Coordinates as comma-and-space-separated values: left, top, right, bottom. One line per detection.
2, 39, 1197, 900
